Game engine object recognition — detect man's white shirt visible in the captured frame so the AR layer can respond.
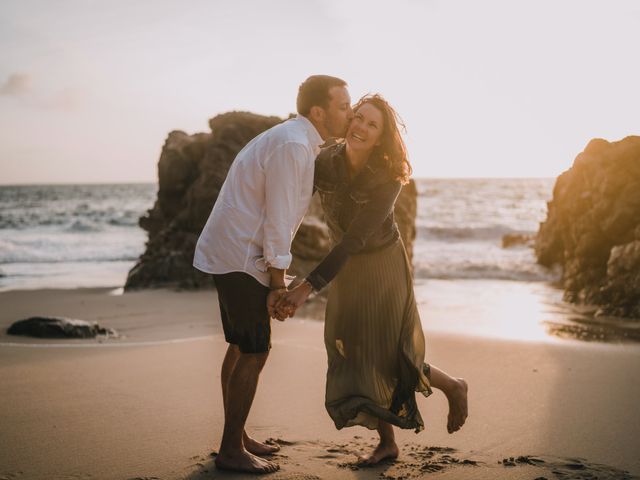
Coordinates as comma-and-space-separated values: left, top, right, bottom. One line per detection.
193, 115, 322, 286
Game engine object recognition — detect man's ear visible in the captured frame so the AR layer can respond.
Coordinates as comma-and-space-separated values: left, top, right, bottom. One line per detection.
308, 105, 325, 123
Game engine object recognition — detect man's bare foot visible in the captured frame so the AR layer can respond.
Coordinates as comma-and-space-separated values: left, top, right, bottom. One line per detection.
357, 441, 399, 466
215, 448, 279, 474
446, 378, 468, 433
244, 434, 280, 456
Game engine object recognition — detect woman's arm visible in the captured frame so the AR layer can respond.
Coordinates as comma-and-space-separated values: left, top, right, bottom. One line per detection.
277, 180, 402, 316
305, 179, 402, 291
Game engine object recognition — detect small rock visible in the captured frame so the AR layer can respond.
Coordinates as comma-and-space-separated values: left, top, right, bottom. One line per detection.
502, 233, 535, 248
7, 317, 117, 339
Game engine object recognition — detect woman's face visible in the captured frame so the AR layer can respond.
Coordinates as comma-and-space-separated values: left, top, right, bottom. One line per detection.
346, 102, 384, 153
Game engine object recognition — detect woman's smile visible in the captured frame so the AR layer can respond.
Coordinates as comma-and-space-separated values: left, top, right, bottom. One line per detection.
346, 102, 383, 151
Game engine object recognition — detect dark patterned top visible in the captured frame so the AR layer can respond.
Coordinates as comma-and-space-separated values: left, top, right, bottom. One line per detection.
306, 143, 401, 291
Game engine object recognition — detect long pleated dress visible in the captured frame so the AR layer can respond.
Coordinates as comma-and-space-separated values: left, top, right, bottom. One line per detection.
306, 144, 432, 433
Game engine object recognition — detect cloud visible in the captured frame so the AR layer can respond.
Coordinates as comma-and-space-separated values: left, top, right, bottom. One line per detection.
0, 73, 32, 96
40, 88, 84, 111
0, 72, 84, 111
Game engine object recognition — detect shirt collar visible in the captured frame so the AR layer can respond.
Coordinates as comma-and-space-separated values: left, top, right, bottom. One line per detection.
296, 115, 324, 155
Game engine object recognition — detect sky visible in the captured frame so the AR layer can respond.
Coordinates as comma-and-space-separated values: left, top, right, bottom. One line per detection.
0, 0, 638, 183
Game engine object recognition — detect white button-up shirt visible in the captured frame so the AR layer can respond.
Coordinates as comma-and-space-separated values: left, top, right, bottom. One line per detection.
193, 115, 322, 287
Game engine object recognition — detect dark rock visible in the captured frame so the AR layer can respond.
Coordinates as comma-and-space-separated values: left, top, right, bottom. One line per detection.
535, 136, 640, 319
501, 233, 535, 248
126, 111, 418, 290
7, 317, 117, 339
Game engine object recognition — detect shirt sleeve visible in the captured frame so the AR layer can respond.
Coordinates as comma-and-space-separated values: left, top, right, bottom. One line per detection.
306, 179, 402, 291
262, 142, 311, 270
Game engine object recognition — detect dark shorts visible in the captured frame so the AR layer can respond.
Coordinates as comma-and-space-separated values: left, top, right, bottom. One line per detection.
213, 272, 271, 354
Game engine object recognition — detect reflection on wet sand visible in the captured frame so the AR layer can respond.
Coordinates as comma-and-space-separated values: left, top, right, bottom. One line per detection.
544, 314, 640, 343
286, 278, 640, 345
395, 279, 640, 345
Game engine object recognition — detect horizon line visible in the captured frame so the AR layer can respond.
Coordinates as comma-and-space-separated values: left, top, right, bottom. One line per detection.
0, 176, 558, 187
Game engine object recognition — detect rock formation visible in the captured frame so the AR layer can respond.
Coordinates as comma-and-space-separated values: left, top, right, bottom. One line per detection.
535, 136, 640, 318
8, 317, 116, 338
126, 112, 417, 290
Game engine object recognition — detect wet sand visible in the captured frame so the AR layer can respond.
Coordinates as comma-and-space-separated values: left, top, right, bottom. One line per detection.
1, 288, 639, 479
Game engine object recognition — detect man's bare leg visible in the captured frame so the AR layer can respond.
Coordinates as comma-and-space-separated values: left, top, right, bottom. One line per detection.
220, 345, 279, 456
358, 420, 399, 465
428, 365, 468, 433
215, 349, 279, 473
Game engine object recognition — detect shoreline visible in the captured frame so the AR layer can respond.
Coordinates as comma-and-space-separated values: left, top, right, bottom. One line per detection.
3, 280, 639, 346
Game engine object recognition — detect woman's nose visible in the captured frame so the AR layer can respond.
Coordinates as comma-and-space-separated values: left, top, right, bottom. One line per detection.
351, 123, 364, 134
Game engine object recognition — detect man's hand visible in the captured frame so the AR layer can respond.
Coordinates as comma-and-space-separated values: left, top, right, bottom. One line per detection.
267, 289, 288, 321
275, 281, 313, 319
275, 298, 296, 319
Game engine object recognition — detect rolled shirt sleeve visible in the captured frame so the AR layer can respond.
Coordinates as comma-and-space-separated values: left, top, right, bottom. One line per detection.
306, 179, 402, 291
262, 142, 310, 270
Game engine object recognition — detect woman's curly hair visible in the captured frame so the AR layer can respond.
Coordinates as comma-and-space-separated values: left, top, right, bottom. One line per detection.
353, 93, 412, 185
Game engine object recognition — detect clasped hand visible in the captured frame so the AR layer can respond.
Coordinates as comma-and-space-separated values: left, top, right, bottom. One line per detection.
266, 282, 313, 321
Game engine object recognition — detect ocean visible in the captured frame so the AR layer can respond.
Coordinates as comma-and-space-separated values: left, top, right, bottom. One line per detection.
0, 183, 156, 290
415, 178, 555, 282
0, 179, 555, 291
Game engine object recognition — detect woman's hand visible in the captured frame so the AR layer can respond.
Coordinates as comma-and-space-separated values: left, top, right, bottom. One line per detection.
276, 281, 313, 318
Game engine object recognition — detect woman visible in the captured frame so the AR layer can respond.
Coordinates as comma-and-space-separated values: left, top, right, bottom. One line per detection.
278, 94, 468, 465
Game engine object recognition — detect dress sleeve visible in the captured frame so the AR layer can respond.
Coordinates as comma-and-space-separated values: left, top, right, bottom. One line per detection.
305, 179, 402, 291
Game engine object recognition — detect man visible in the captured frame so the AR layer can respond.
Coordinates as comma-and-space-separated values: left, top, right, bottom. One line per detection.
193, 75, 352, 474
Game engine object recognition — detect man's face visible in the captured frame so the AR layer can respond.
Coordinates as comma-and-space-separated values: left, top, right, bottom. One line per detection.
322, 86, 353, 138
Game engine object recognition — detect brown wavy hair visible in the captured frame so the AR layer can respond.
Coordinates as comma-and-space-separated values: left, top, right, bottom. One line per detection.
353, 94, 412, 184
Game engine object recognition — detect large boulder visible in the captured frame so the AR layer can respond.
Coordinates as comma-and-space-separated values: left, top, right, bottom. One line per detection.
535, 136, 640, 318
126, 112, 418, 290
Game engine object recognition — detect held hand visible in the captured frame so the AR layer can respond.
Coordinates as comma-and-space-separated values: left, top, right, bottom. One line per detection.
267, 289, 288, 321
275, 301, 296, 319
276, 281, 313, 318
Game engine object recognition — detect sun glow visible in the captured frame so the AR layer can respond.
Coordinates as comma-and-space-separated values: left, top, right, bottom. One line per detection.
1, 0, 639, 184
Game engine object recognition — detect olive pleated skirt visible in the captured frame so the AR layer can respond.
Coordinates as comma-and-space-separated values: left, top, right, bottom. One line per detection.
324, 239, 432, 433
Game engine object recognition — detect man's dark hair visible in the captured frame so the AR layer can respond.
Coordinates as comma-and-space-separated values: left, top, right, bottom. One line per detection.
296, 75, 347, 116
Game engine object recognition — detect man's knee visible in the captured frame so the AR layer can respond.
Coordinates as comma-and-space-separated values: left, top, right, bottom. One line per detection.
239, 350, 269, 371
228, 344, 241, 357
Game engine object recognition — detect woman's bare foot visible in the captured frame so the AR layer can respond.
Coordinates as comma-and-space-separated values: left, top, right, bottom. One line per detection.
446, 378, 468, 433
357, 441, 400, 466
244, 433, 280, 456
215, 448, 279, 474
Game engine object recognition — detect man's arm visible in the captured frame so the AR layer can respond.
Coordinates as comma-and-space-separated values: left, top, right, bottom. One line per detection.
268, 267, 286, 289
263, 142, 311, 320
262, 142, 310, 272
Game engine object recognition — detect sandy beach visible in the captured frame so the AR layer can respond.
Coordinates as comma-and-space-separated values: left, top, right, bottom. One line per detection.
1, 287, 639, 480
